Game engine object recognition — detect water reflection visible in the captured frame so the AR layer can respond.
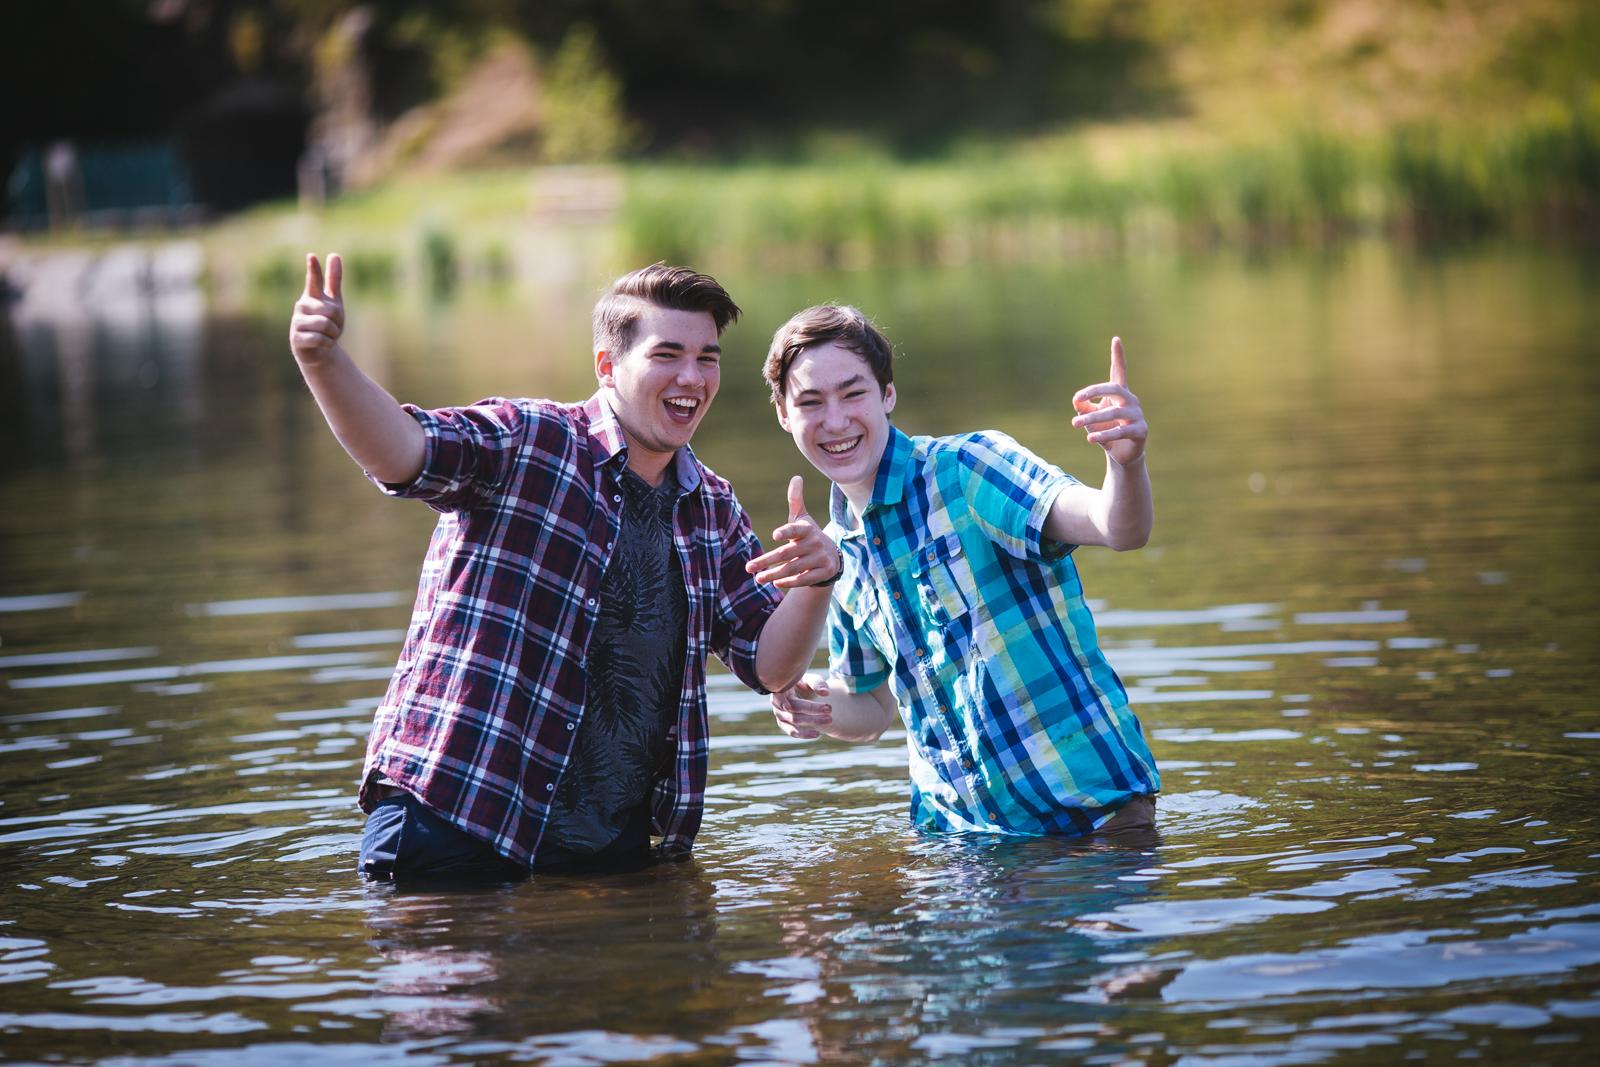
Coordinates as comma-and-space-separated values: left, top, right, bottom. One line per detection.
1, 241, 1598, 1061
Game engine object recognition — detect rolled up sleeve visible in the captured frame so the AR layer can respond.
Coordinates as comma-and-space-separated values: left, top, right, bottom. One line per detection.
368, 398, 529, 513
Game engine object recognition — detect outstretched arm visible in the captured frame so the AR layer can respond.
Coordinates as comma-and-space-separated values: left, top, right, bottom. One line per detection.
289, 253, 425, 485
1045, 336, 1153, 551
772, 673, 897, 742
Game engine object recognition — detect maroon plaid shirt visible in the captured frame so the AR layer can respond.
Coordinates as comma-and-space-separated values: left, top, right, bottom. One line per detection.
358, 393, 781, 868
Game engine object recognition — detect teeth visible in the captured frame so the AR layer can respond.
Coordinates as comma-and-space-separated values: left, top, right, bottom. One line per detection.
821, 438, 859, 454
665, 398, 698, 410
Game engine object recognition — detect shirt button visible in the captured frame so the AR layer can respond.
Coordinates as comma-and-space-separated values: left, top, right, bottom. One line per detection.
566, 722, 575, 731
606, 542, 615, 551
545, 783, 554, 792
587, 597, 597, 608
961, 758, 973, 771
985, 810, 998, 821
872, 536, 882, 546
927, 550, 936, 562
891, 591, 901, 600
917, 648, 927, 658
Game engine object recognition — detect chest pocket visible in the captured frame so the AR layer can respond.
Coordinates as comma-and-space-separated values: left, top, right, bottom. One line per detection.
836, 569, 894, 663
913, 532, 977, 628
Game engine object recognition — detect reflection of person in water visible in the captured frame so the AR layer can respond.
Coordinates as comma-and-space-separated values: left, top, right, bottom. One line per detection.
764, 834, 1168, 1059
361, 865, 725, 1047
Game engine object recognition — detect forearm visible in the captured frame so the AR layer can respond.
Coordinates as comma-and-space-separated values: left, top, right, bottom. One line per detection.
297, 345, 426, 485
753, 585, 832, 691
1096, 453, 1153, 550
817, 678, 898, 742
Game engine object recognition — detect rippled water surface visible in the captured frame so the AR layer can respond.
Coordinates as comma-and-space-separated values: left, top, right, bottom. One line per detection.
2, 241, 1598, 1063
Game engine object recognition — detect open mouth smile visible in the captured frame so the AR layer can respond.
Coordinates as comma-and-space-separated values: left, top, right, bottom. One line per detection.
819, 436, 862, 457
664, 397, 700, 423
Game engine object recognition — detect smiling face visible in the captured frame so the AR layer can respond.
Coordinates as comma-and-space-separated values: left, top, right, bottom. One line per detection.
597, 304, 722, 483
777, 342, 896, 508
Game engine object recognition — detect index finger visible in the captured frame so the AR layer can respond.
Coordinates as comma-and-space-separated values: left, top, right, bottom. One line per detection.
304, 254, 324, 299
327, 253, 343, 302
745, 542, 799, 573
1110, 336, 1128, 387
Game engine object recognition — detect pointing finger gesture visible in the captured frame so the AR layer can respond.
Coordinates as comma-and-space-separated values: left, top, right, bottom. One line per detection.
745, 475, 843, 588
289, 252, 346, 365
1071, 336, 1148, 466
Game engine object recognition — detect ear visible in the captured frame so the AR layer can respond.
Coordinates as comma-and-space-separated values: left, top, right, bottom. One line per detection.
775, 399, 792, 434
595, 348, 614, 387
883, 382, 896, 415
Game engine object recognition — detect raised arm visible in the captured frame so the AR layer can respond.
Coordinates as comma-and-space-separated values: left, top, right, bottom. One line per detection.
289, 253, 425, 485
1045, 336, 1154, 551
772, 673, 897, 742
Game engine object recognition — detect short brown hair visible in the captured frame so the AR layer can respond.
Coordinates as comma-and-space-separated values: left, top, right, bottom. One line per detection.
592, 263, 741, 355
763, 304, 895, 406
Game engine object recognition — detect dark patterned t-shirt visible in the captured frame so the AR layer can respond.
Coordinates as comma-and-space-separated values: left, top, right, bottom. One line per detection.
544, 467, 688, 855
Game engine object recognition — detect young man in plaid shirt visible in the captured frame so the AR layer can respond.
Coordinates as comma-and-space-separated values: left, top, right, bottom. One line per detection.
289, 259, 840, 880
762, 306, 1161, 838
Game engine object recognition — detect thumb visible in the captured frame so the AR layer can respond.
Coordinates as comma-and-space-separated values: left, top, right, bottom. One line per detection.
787, 474, 807, 523
303, 254, 324, 299
1110, 336, 1128, 387
327, 252, 343, 302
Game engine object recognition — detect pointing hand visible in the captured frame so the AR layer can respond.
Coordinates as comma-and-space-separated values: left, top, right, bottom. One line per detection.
289, 253, 346, 365
1070, 336, 1148, 466
745, 475, 843, 589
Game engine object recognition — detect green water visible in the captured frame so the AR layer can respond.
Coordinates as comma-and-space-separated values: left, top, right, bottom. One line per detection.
1, 240, 1598, 1063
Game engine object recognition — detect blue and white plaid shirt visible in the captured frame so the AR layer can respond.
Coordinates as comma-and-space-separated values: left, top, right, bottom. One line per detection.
826, 427, 1160, 836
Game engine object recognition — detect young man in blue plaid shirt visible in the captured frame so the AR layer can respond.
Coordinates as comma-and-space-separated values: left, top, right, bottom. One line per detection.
760, 306, 1160, 837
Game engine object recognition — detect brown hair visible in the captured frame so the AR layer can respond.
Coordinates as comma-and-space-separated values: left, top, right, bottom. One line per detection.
592, 263, 741, 355
763, 304, 895, 406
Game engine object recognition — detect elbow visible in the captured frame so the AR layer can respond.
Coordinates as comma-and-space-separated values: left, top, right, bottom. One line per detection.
1113, 533, 1149, 552
760, 665, 807, 694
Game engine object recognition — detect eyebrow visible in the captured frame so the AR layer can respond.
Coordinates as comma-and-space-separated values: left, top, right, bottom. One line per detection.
649, 340, 721, 354
793, 373, 866, 399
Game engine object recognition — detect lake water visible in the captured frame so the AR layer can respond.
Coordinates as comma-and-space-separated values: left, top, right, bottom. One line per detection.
2, 239, 1598, 1064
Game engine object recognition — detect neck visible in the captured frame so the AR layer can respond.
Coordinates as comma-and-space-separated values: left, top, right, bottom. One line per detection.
621, 434, 674, 486
840, 476, 875, 519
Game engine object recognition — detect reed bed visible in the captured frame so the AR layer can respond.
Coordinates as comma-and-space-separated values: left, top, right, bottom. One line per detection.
620, 101, 1600, 265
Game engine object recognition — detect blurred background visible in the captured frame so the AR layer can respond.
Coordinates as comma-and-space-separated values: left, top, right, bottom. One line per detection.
2, 4, 1600, 1064
3, 0, 1597, 288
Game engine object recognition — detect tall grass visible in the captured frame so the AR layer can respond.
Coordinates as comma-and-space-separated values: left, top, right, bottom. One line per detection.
620, 99, 1600, 265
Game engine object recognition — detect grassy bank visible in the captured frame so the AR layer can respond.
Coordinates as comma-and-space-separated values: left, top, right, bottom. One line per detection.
621, 98, 1599, 267
57, 94, 1591, 302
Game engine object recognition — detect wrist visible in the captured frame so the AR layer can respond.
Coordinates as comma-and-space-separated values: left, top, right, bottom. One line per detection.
808, 543, 844, 586
1107, 451, 1147, 471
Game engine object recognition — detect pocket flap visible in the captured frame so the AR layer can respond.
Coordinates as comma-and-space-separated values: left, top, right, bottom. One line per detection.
913, 532, 965, 574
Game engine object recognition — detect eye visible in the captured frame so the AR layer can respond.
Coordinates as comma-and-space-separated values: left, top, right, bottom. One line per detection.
797, 399, 820, 408
845, 390, 866, 400
698, 354, 720, 365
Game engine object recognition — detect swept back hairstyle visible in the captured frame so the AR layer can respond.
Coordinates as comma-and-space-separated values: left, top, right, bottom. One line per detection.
592, 263, 741, 356
763, 304, 895, 407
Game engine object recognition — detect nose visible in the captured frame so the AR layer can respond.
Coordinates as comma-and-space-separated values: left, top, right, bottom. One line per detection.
821, 398, 851, 434
674, 362, 704, 389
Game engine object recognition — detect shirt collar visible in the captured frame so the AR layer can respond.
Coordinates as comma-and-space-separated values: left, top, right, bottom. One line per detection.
583, 391, 704, 494
828, 425, 911, 534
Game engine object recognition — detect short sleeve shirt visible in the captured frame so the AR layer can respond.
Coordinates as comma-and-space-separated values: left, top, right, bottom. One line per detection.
825, 426, 1161, 836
